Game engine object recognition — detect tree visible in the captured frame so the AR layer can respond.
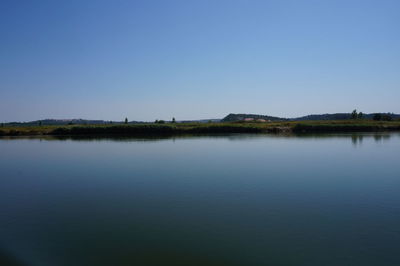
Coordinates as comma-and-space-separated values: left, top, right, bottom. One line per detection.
374, 113, 392, 121
351, 109, 358, 119
124, 118, 128, 124
358, 112, 363, 119
39, 121, 42, 126
373, 113, 382, 121
382, 114, 393, 121
172, 117, 176, 123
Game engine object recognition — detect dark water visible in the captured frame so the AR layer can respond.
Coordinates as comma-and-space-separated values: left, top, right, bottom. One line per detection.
0, 133, 399, 266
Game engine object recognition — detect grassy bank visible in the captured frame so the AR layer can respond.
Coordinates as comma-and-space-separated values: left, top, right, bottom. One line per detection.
292, 121, 400, 133
0, 123, 265, 136
1, 120, 400, 136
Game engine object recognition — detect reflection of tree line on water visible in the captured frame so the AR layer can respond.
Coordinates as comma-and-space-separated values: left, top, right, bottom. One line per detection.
1, 133, 398, 148
351, 133, 393, 146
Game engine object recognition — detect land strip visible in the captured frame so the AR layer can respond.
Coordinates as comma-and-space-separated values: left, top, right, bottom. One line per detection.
1, 120, 400, 137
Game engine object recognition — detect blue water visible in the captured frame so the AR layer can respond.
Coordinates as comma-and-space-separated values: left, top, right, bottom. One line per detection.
0, 133, 399, 266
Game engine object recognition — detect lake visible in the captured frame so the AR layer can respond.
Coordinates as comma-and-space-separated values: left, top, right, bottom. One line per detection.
1, 133, 399, 266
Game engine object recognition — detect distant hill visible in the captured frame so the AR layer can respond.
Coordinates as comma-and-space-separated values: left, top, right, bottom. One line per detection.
292, 113, 351, 121
222, 113, 400, 122
4, 119, 110, 126
3, 113, 400, 126
4, 119, 144, 126
293, 113, 400, 121
3, 118, 220, 126
222, 113, 288, 122
178, 119, 221, 123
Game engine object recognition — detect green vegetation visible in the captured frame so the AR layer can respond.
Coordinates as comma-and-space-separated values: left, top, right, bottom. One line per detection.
350, 109, 364, 119
222, 112, 400, 122
373, 113, 393, 121
351, 109, 358, 119
1, 120, 400, 136
222, 113, 288, 122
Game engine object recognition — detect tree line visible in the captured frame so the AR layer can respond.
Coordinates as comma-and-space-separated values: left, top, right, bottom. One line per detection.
351, 109, 394, 121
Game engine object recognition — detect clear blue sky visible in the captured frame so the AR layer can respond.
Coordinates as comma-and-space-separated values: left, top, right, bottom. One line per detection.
1, 0, 399, 122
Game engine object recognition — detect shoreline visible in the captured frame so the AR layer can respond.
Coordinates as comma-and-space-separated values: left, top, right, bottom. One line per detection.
1, 121, 400, 137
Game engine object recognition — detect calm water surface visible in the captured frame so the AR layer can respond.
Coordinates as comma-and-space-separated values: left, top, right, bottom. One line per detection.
0, 133, 399, 266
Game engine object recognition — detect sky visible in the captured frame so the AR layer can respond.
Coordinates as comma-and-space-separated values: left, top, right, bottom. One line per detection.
0, 0, 399, 122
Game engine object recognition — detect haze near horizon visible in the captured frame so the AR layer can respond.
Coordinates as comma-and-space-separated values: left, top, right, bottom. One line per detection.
1, 0, 399, 122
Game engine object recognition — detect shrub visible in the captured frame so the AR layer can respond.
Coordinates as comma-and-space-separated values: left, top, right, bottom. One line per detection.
373, 113, 393, 121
